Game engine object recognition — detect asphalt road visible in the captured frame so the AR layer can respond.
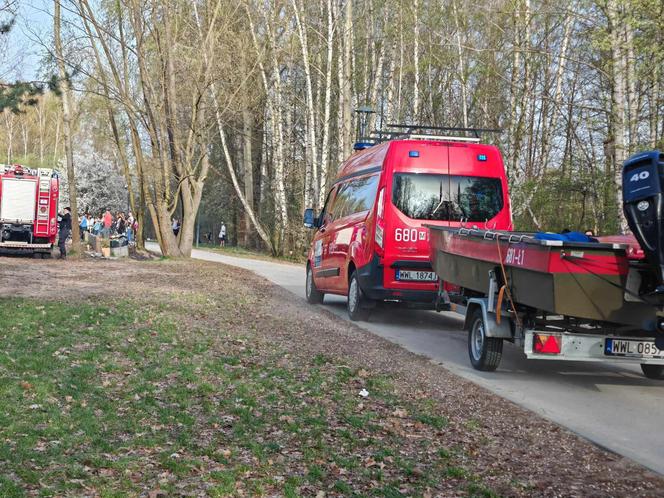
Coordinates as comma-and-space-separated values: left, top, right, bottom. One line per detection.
150, 243, 664, 475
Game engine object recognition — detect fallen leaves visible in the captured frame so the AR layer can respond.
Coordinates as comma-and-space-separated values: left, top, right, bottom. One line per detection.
1, 257, 662, 498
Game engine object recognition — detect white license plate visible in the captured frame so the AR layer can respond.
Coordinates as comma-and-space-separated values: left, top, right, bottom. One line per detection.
396, 270, 437, 282
605, 338, 664, 358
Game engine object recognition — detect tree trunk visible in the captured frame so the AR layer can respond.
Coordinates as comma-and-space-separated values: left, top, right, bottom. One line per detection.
292, 0, 318, 209
342, 0, 353, 159
242, 106, 255, 247
608, 0, 629, 233
412, 0, 420, 121
540, 12, 571, 171
650, 63, 660, 148
37, 99, 45, 165
452, 0, 468, 128
318, 0, 335, 208
625, 22, 638, 149
54, 0, 81, 251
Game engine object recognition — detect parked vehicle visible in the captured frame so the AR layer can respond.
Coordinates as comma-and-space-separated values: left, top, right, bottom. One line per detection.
303, 126, 513, 320
0, 164, 59, 257
427, 150, 664, 379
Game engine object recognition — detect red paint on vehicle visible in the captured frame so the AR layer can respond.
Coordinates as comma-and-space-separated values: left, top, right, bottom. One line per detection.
306, 139, 512, 307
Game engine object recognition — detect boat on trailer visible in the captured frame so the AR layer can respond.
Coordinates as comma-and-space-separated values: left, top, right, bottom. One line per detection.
427, 151, 664, 378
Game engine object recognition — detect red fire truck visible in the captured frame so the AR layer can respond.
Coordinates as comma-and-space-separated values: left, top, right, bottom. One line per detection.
0, 164, 60, 257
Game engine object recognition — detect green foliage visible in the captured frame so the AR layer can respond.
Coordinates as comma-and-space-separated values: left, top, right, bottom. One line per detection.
513, 168, 620, 235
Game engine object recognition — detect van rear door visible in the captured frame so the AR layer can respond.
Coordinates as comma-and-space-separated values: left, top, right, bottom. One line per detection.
384, 143, 506, 289
381, 143, 450, 288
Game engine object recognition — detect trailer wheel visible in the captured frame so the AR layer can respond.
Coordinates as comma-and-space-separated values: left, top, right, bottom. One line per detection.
305, 264, 324, 304
347, 271, 370, 321
32, 252, 43, 259
468, 308, 503, 371
640, 364, 664, 379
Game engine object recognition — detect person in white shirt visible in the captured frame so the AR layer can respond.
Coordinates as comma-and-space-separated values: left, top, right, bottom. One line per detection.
219, 222, 227, 247
127, 212, 135, 243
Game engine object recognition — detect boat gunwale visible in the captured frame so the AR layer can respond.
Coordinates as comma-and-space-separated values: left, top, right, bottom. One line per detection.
425, 225, 631, 252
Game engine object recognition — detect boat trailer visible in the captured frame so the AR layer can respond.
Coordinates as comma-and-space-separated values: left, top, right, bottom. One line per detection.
427, 151, 664, 379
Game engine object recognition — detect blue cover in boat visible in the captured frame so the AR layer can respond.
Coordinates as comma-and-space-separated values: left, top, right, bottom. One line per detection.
534, 231, 594, 243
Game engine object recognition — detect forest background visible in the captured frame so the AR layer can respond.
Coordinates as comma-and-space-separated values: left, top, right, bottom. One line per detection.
0, 0, 663, 256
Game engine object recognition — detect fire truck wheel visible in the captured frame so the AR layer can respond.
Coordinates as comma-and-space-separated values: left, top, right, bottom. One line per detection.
640, 364, 664, 379
347, 271, 370, 321
305, 264, 324, 304
468, 308, 503, 371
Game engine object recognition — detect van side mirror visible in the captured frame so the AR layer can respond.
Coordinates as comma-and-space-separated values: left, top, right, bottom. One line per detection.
303, 208, 317, 229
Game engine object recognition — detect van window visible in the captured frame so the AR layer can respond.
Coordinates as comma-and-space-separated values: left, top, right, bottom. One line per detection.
319, 187, 337, 225
333, 174, 380, 220
392, 173, 503, 221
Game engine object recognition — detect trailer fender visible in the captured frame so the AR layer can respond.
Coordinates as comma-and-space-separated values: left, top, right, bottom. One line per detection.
464, 298, 513, 339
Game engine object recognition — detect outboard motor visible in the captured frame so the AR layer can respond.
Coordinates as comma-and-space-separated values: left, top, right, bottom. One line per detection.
622, 151, 664, 293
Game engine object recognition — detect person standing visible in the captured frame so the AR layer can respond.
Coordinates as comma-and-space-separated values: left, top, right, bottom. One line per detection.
103, 209, 113, 238
172, 218, 180, 237
57, 207, 72, 259
79, 212, 88, 240
116, 213, 126, 236
219, 222, 227, 247
126, 211, 135, 243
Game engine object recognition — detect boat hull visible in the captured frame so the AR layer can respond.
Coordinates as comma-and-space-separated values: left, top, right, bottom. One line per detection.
429, 228, 656, 329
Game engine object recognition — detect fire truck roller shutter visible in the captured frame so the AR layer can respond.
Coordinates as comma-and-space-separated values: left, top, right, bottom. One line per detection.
0, 178, 38, 223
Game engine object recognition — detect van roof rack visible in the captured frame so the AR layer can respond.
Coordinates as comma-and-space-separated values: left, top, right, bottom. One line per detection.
353, 123, 501, 150
386, 124, 501, 139
365, 124, 501, 145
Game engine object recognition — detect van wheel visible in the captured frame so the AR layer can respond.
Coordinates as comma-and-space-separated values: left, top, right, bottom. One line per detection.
468, 308, 503, 371
306, 265, 324, 304
347, 271, 370, 321
641, 364, 664, 379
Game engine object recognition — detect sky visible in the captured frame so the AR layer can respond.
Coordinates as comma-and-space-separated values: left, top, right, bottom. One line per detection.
3, 0, 53, 81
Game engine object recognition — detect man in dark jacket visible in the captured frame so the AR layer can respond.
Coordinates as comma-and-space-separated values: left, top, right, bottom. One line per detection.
57, 207, 72, 259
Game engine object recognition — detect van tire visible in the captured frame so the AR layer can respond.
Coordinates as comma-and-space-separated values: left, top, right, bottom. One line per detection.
641, 364, 664, 379
468, 308, 502, 371
347, 271, 370, 321
306, 264, 324, 304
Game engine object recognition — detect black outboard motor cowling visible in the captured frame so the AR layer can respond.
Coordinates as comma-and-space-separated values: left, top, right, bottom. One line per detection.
622, 150, 664, 293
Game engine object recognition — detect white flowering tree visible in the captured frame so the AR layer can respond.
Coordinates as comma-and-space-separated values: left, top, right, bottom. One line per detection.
58, 131, 128, 217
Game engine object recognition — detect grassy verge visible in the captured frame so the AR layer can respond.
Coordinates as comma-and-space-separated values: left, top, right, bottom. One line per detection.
0, 297, 494, 497
195, 243, 306, 265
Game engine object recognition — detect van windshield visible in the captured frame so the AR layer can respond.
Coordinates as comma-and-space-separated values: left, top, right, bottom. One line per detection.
392, 173, 503, 221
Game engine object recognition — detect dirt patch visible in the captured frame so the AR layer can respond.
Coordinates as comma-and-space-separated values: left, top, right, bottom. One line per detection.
1, 256, 662, 496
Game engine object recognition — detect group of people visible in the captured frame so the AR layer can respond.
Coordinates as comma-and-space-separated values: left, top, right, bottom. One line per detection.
80, 209, 137, 242
58, 210, 228, 259
56, 208, 138, 259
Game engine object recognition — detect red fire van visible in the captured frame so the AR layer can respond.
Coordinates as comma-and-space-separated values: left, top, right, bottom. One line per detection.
304, 130, 513, 320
